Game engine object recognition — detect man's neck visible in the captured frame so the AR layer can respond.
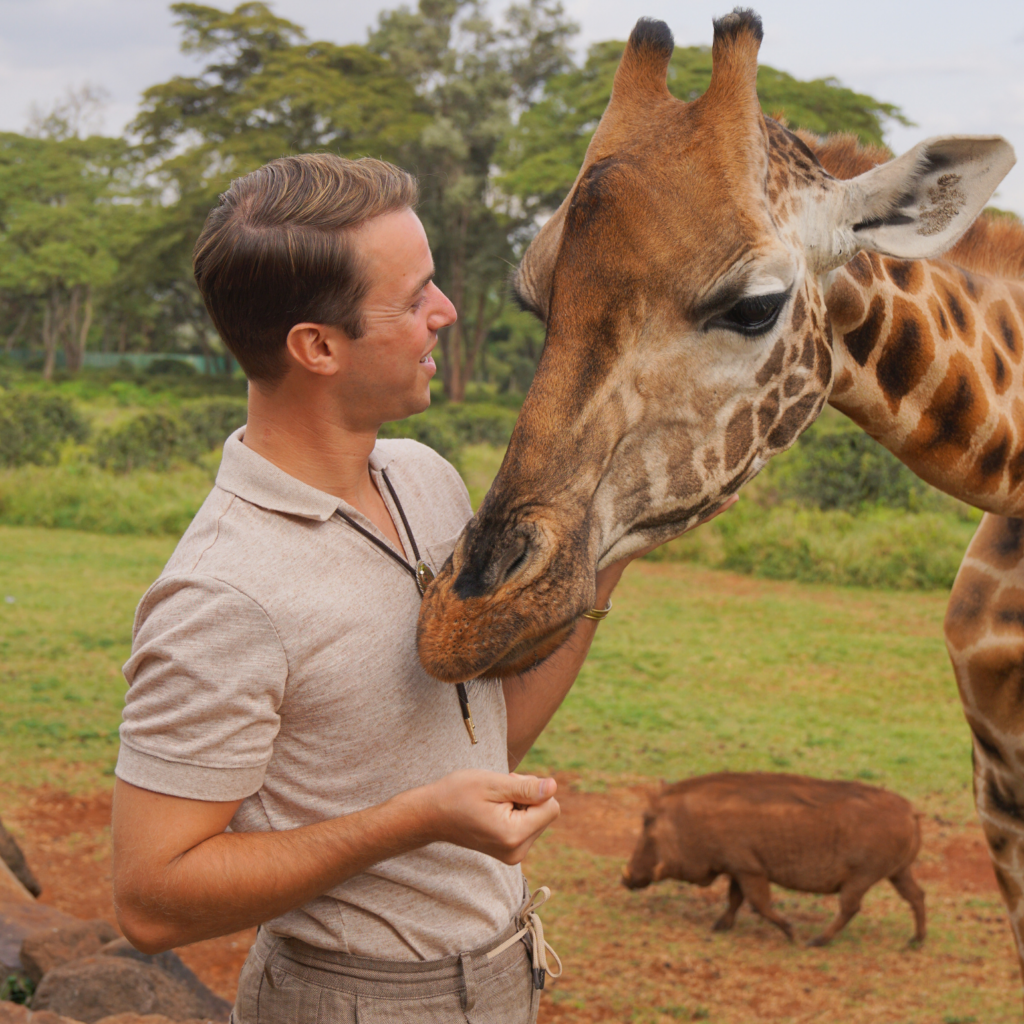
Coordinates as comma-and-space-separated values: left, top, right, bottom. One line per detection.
243, 379, 380, 515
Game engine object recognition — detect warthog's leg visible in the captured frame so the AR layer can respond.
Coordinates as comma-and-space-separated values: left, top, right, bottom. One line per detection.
734, 873, 794, 941
808, 877, 874, 947
712, 877, 744, 932
889, 866, 926, 944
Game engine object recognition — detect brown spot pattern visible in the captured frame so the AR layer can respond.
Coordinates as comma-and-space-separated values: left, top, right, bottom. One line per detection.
766, 393, 818, 450
824, 276, 865, 331
885, 258, 923, 294
845, 253, 874, 286
831, 368, 854, 396
969, 423, 1012, 494
907, 351, 989, 463
946, 565, 999, 651
841, 295, 886, 367
988, 299, 1021, 362
757, 388, 780, 435
790, 291, 806, 331
755, 341, 786, 387
981, 335, 1010, 394
724, 404, 754, 470
875, 296, 933, 413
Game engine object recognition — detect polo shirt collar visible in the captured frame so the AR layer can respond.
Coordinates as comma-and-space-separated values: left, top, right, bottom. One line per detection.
216, 427, 397, 521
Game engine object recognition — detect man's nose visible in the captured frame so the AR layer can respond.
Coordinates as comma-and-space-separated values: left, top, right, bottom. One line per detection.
429, 285, 457, 329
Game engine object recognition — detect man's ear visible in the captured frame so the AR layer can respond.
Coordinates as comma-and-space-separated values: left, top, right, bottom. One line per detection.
834, 135, 1015, 264
286, 323, 346, 376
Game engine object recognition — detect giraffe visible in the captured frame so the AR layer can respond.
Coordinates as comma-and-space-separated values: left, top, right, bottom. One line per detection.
414, 9, 1024, 977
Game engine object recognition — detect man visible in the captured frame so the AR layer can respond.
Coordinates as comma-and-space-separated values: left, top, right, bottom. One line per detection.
111, 153, 728, 1022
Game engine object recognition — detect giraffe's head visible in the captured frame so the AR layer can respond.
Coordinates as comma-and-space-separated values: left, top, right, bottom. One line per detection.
417, 10, 1015, 683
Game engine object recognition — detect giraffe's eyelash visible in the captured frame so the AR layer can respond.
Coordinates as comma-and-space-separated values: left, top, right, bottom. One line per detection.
707, 292, 789, 337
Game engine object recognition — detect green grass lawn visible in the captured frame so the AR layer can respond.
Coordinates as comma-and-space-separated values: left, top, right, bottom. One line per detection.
0, 527, 175, 790
0, 524, 972, 818
520, 560, 971, 817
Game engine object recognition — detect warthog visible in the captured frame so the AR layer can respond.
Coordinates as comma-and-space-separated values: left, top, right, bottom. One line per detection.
622, 772, 926, 946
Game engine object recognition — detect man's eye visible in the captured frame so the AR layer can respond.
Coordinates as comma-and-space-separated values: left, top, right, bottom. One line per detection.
711, 293, 788, 336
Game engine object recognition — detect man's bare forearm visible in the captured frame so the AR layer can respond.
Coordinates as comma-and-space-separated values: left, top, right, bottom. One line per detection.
113, 782, 433, 952
112, 770, 558, 954
502, 572, 617, 769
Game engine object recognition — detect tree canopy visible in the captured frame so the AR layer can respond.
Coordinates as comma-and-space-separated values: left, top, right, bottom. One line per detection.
499, 40, 911, 214
0, 2, 910, 397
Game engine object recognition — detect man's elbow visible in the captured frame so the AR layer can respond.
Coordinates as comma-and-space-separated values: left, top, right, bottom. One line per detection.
113, 886, 185, 955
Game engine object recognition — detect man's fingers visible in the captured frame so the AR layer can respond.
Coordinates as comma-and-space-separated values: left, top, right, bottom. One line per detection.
499, 798, 561, 863
504, 773, 557, 806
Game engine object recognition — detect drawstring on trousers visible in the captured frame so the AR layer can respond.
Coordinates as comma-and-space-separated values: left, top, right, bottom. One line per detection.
485, 886, 562, 990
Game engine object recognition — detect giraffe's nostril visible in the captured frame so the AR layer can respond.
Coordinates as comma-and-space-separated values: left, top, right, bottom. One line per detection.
499, 535, 532, 586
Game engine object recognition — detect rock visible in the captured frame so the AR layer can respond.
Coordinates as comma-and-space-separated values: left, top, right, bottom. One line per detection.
21, 920, 121, 984
0, 858, 35, 905
0, 1000, 86, 1023
99, 941, 231, 1023
0, 819, 42, 898
30, 955, 214, 1024
0, 900, 80, 975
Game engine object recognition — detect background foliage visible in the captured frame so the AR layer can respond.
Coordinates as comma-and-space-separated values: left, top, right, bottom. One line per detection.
0, 368, 982, 590
0, 0, 908, 400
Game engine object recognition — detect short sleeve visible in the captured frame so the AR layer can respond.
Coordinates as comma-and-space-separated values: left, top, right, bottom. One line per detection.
116, 574, 289, 801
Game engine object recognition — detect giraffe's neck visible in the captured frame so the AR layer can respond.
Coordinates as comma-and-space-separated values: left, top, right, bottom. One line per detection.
824, 251, 1024, 517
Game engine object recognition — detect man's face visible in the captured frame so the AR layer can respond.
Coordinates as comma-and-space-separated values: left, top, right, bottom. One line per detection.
338, 207, 456, 426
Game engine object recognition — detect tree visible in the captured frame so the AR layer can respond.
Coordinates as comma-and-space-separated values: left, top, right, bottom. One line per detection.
499, 40, 911, 216
0, 132, 131, 377
369, 0, 577, 401
127, 1, 431, 371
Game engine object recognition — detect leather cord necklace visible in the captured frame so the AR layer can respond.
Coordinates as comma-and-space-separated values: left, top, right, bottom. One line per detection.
334, 470, 478, 744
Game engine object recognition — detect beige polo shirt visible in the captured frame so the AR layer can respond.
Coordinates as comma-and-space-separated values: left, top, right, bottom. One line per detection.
116, 429, 522, 960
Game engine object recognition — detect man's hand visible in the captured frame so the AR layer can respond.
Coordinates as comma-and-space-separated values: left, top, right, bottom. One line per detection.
418, 771, 559, 864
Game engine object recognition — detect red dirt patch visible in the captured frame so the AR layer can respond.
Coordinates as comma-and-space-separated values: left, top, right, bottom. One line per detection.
2, 782, 1012, 1020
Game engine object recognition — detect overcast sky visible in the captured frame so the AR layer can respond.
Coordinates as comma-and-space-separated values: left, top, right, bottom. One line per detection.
2, 0, 1023, 212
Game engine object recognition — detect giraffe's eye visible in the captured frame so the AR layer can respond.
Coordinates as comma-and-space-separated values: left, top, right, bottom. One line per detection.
711, 293, 788, 337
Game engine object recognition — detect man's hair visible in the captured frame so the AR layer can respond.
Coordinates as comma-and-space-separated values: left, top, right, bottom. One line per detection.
192, 153, 419, 386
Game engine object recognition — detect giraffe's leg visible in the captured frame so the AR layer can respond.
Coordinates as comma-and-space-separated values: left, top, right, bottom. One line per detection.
807, 876, 873, 947
888, 866, 926, 945
946, 513, 1024, 985
712, 876, 744, 932
733, 873, 794, 941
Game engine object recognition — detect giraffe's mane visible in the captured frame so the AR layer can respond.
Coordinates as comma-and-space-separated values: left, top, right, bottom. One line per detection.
795, 130, 1024, 282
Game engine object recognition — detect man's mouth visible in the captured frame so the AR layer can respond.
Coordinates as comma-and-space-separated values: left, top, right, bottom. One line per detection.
419, 354, 436, 370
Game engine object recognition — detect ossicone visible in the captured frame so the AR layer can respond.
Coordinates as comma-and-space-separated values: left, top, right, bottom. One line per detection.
615, 18, 674, 99
712, 7, 764, 47
627, 18, 674, 59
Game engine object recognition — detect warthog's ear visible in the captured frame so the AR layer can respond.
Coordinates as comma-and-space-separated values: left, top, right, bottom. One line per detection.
814, 135, 1015, 271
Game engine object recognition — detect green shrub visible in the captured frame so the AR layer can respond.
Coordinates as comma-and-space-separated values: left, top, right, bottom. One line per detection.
379, 402, 518, 468
379, 414, 463, 469
179, 399, 248, 450
146, 358, 199, 377
0, 393, 90, 467
93, 412, 195, 472
93, 399, 247, 472
647, 500, 979, 591
771, 421, 931, 511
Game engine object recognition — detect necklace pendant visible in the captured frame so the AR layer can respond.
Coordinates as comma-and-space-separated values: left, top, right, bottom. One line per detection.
415, 560, 435, 596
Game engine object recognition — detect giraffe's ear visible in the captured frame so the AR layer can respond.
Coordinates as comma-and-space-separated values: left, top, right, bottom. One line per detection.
834, 135, 1015, 264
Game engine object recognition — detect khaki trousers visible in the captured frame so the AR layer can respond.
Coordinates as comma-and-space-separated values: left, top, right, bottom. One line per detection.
231, 908, 540, 1023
